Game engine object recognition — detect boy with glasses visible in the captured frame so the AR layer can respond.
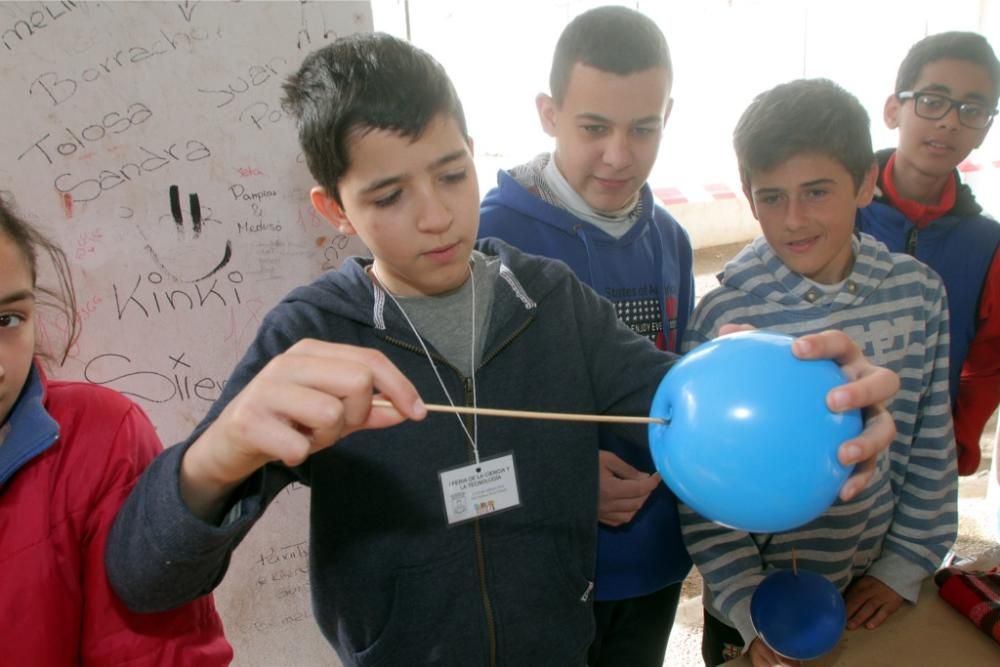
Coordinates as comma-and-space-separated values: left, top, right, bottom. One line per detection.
857, 31, 1000, 477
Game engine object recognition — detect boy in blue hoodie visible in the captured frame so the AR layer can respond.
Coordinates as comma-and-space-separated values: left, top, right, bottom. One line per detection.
105, 33, 899, 667
683, 78, 957, 667
479, 7, 692, 666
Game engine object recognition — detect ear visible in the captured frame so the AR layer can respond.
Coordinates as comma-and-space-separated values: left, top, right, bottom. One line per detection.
310, 186, 356, 236
856, 162, 879, 207
884, 93, 901, 130
536, 93, 558, 137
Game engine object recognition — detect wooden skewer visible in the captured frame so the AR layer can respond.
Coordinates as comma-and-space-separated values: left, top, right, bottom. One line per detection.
370, 398, 667, 425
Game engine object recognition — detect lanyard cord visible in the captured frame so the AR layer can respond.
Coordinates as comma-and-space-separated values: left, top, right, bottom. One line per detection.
371, 263, 481, 466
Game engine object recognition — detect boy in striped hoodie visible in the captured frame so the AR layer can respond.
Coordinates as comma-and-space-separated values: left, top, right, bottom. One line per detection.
681, 78, 958, 667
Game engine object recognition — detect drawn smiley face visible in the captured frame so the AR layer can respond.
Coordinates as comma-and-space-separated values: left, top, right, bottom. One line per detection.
133, 185, 233, 283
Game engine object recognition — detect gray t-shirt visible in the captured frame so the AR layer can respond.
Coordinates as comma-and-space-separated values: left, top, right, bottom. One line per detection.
392, 250, 499, 377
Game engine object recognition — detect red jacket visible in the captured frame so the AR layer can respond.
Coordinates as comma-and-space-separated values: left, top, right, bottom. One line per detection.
0, 365, 232, 666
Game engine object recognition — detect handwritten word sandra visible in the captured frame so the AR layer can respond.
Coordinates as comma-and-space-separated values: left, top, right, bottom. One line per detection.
1, 1, 78, 53
113, 270, 243, 321
18, 102, 153, 166
28, 27, 209, 107
54, 139, 211, 204
83, 352, 228, 404
197, 57, 288, 108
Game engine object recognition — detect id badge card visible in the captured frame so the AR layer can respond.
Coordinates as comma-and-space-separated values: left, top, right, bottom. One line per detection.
439, 452, 521, 525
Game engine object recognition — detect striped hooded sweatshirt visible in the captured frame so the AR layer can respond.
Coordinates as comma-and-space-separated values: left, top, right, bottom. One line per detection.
680, 232, 958, 645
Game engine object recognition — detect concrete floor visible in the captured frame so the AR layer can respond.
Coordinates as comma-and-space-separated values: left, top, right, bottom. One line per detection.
660, 242, 1000, 666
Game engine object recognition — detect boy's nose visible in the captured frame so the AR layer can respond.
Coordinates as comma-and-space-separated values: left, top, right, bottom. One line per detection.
416, 192, 452, 232
602, 133, 633, 170
784, 199, 808, 230
936, 105, 962, 130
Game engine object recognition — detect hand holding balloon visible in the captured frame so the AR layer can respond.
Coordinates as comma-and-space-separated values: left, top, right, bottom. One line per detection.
649, 330, 863, 533
788, 329, 899, 501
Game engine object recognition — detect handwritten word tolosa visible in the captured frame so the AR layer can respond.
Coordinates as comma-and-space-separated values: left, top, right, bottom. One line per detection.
18, 102, 153, 166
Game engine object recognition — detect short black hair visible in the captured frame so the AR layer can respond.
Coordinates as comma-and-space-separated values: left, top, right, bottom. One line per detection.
896, 31, 1000, 103
734, 78, 874, 193
282, 32, 469, 203
549, 6, 671, 104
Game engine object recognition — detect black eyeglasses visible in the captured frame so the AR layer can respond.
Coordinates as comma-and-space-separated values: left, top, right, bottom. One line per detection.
897, 91, 998, 129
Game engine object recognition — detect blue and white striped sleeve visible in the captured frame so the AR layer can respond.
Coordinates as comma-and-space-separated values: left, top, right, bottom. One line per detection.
866, 272, 958, 601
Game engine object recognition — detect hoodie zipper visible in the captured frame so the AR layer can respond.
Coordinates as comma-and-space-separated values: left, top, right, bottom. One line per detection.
380, 334, 498, 666
465, 375, 497, 667
905, 227, 918, 256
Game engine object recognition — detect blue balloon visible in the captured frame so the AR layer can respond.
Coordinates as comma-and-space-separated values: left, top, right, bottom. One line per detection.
750, 568, 846, 660
648, 330, 861, 533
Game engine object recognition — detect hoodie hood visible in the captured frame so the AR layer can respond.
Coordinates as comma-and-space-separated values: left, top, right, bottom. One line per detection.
481, 166, 675, 317
272, 238, 548, 355
482, 164, 657, 246
718, 233, 894, 315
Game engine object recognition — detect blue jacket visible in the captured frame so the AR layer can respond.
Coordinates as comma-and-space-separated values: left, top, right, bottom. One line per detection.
856, 149, 1000, 404
480, 169, 694, 600
106, 239, 678, 667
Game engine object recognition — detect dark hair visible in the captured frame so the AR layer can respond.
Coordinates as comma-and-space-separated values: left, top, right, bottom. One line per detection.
281, 32, 469, 204
549, 6, 671, 104
733, 78, 874, 193
0, 197, 78, 364
896, 31, 1000, 102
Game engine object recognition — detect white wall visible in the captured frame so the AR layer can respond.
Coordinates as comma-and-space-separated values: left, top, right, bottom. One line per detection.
373, 0, 1000, 248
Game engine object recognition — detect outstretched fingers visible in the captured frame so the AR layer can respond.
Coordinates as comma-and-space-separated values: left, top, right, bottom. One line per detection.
792, 330, 899, 501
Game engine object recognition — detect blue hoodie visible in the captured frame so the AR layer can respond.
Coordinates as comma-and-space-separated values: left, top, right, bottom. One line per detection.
106, 239, 679, 667
480, 166, 694, 601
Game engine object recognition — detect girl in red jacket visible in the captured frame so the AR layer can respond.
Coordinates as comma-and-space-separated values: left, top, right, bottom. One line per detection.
0, 199, 233, 665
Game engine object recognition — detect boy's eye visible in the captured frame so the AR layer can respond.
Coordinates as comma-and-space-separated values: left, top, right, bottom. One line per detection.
756, 194, 784, 207
0, 313, 25, 329
441, 169, 468, 185
632, 126, 658, 137
918, 94, 947, 111
963, 105, 986, 118
581, 125, 608, 136
373, 190, 402, 208
804, 188, 828, 200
